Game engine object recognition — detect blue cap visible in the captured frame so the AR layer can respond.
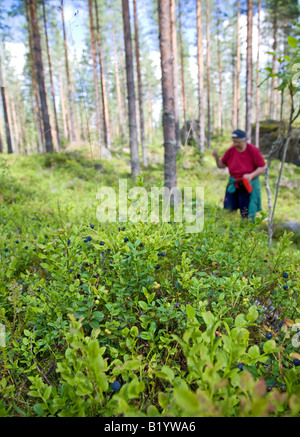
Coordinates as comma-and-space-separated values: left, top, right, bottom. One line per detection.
231, 129, 246, 139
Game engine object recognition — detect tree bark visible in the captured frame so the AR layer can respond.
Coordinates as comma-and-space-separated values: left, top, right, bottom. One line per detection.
11, 97, 20, 153
255, 0, 261, 148
29, 0, 53, 153
122, 0, 141, 178
147, 87, 153, 143
217, 3, 223, 136
88, 0, 102, 147
170, 0, 180, 151
206, 0, 211, 148
133, 0, 147, 165
236, 0, 241, 129
178, 0, 186, 143
0, 52, 13, 154
270, 0, 278, 120
25, 0, 43, 153
246, 0, 253, 141
158, 0, 177, 191
42, 0, 61, 150
95, 0, 111, 149
112, 30, 125, 139
61, 0, 76, 143
196, 0, 205, 152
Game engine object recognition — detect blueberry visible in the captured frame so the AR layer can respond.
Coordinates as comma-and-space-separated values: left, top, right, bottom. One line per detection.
100, 241, 105, 245
69, 269, 73, 273
67, 238, 71, 245
25, 246, 28, 249
111, 381, 121, 392
45, 235, 48, 239
168, 221, 172, 224
237, 363, 244, 371
124, 238, 129, 243
90, 224, 94, 229
4, 248, 8, 252
155, 264, 160, 270
15, 240, 19, 244
122, 227, 126, 231
293, 358, 300, 367
266, 333, 272, 340
283, 272, 288, 279
283, 285, 288, 290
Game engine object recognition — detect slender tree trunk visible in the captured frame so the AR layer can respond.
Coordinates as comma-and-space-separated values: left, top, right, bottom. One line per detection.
122, 0, 141, 178
255, 0, 261, 148
206, 0, 211, 148
72, 82, 80, 142
178, 0, 186, 143
246, 0, 253, 141
158, 0, 177, 191
61, 0, 76, 142
95, 0, 111, 149
25, 0, 43, 153
217, 3, 222, 136
112, 31, 125, 140
42, 0, 61, 150
133, 0, 147, 165
270, 0, 278, 120
236, 0, 241, 128
88, 0, 101, 147
170, 0, 180, 151
17, 80, 28, 154
0, 51, 13, 154
147, 87, 153, 143
11, 98, 20, 153
29, 0, 53, 153
196, 0, 205, 152
59, 72, 68, 140
232, 43, 236, 131
0, 117, 5, 153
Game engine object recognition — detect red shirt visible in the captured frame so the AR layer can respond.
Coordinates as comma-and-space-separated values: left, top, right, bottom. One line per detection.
221, 143, 266, 178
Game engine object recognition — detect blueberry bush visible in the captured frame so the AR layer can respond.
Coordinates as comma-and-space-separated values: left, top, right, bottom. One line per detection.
0, 151, 299, 417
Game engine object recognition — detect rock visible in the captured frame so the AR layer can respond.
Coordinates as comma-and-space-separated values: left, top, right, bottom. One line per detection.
180, 120, 201, 146
281, 221, 300, 233
252, 120, 300, 166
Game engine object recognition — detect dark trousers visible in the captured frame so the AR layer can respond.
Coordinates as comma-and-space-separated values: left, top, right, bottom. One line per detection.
223, 186, 250, 218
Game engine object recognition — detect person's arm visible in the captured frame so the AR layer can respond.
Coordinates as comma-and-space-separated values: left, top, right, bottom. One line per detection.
243, 165, 266, 182
212, 150, 227, 169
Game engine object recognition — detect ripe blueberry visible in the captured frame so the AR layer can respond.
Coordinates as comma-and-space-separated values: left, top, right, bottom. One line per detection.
155, 264, 160, 270
293, 358, 300, 367
90, 224, 94, 229
111, 381, 121, 392
4, 248, 8, 252
283, 272, 288, 279
124, 238, 129, 243
283, 284, 288, 290
266, 333, 272, 340
237, 363, 244, 371
15, 240, 19, 244
67, 238, 71, 245
100, 241, 105, 245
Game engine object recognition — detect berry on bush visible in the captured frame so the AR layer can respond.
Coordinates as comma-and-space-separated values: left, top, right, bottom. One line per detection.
293, 358, 300, 367
111, 381, 121, 392
266, 333, 272, 340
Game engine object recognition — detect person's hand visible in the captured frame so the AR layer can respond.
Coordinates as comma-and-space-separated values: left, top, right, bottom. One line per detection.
243, 173, 253, 182
212, 150, 219, 160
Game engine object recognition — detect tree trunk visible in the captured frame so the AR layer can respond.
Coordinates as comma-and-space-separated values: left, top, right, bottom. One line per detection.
25, 0, 43, 153
42, 0, 61, 151
59, 72, 68, 140
17, 80, 28, 154
88, 0, 101, 147
0, 51, 13, 154
236, 0, 241, 128
246, 0, 253, 141
11, 97, 20, 153
113, 30, 125, 140
147, 87, 153, 143
217, 3, 222, 136
270, 0, 278, 120
158, 0, 177, 191
133, 0, 147, 165
122, 0, 141, 178
95, 0, 111, 149
61, 0, 76, 143
196, 0, 205, 152
232, 42, 236, 131
29, 0, 53, 153
206, 0, 211, 148
178, 0, 186, 143
255, 0, 261, 148
170, 0, 180, 151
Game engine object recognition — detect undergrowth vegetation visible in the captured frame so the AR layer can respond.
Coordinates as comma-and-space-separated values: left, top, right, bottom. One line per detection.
0, 144, 299, 417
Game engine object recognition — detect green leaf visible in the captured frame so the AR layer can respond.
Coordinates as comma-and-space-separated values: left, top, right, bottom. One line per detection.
173, 388, 199, 413
235, 314, 247, 328
248, 345, 260, 359
156, 365, 175, 382
201, 311, 215, 326
247, 306, 258, 322
288, 36, 297, 49
263, 340, 276, 354
186, 304, 195, 319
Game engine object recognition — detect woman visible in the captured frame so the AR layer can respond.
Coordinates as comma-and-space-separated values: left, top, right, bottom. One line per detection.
212, 129, 266, 220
